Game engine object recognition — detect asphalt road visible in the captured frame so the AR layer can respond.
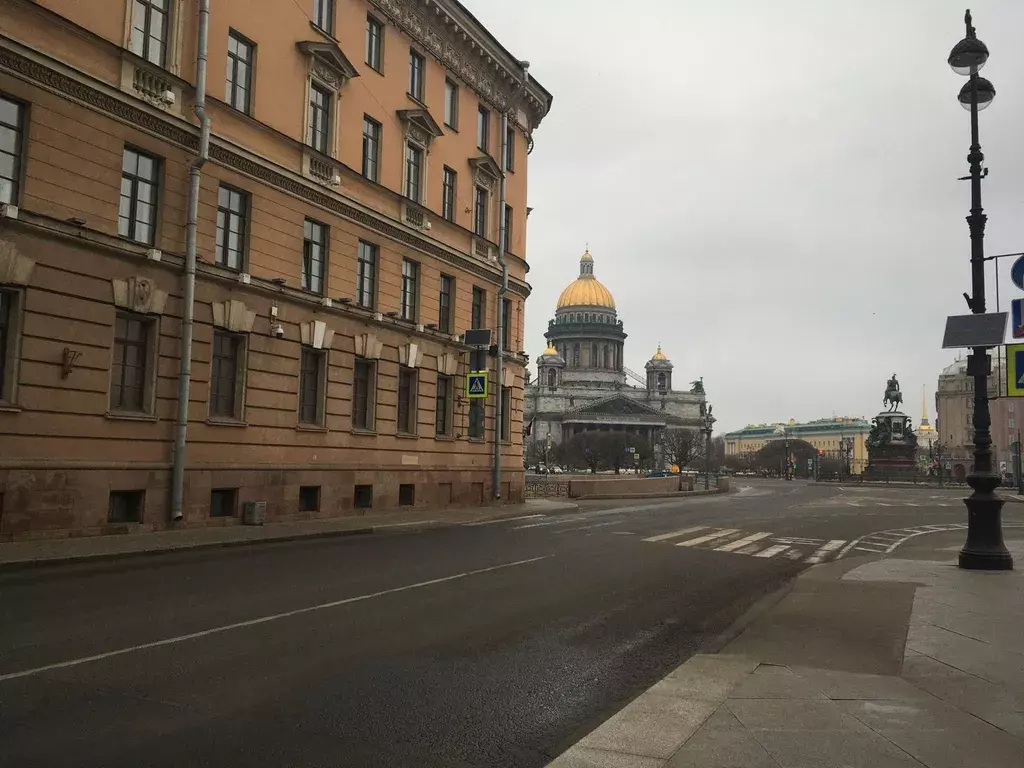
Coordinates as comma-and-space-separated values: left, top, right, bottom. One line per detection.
0, 479, 1016, 767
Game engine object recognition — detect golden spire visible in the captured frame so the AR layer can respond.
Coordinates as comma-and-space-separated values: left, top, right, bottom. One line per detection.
652, 344, 667, 361
921, 385, 930, 426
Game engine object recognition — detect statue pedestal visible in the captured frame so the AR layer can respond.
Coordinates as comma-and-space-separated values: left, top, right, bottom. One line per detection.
865, 411, 919, 479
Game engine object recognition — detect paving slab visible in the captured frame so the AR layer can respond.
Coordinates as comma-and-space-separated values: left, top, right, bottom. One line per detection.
666, 707, 780, 768
547, 746, 664, 768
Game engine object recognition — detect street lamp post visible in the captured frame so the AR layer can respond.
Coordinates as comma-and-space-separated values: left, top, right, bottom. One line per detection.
703, 404, 715, 491
948, 10, 1012, 570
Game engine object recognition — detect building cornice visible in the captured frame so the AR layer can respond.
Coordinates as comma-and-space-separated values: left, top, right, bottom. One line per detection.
0, 41, 531, 300
369, 0, 552, 129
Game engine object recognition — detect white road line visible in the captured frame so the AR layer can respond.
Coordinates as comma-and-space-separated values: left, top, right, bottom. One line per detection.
715, 532, 772, 552
0, 555, 551, 684
771, 536, 825, 546
805, 539, 846, 564
556, 521, 624, 533
754, 544, 789, 559
854, 544, 889, 553
676, 529, 739, 547
466, 514, 543, 526
642, 526, 707, 543
513, 519, 581, 529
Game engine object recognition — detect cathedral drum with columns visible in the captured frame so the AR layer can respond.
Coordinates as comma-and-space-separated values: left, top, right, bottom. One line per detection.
524, 250, 708, 458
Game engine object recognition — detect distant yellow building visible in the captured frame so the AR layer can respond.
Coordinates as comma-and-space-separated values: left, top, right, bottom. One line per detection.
723, 417, 870, 473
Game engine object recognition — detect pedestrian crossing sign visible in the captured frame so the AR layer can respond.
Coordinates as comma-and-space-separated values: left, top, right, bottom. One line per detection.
466, 371, 488, 399
1006, 344, 1024, 397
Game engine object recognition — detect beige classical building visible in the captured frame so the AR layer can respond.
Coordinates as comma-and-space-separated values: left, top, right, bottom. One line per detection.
0, 0, 552, 539
936, 357, 1017, 475
723, 417, 870, 473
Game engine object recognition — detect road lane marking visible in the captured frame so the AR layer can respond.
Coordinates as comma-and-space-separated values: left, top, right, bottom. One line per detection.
754, 544, 789, 558
771, 536, 825, 546
715, 532, 772, 552
466, 514, 543, 526
0, 555, 551, 684
642, 526, 707, 543
556, 521, 624, 533
676, 529, 739, 547
806, 539, 846, 564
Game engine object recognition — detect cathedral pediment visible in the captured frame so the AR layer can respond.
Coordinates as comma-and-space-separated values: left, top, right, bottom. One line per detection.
569, 394, 663, 417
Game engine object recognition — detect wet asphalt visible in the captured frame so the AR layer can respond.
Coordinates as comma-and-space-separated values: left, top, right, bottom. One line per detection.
0, 480, 999, 767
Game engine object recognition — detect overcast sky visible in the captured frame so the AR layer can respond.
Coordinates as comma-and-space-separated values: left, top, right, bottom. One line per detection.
469, 0, 1024, 433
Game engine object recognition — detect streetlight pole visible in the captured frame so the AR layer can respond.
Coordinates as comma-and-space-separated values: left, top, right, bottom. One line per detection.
703, 404, 715, 491
948, 10, 1012, 570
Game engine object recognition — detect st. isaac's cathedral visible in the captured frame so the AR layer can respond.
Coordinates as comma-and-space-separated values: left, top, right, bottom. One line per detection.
523, 249, 708, 455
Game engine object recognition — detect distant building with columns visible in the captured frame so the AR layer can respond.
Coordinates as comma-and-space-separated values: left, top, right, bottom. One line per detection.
523, 250, 706, 453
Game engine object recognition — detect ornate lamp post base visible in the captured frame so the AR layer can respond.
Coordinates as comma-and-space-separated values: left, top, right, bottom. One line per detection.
960, 480, 1013, 569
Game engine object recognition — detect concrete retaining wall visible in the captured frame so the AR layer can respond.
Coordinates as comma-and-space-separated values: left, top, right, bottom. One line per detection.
568, 475, 693, 498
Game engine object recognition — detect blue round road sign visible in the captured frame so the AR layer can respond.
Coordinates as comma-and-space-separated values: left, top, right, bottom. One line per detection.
1011, 256, 1024, 291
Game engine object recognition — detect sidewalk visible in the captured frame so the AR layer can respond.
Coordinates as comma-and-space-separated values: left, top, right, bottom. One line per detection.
0, 498, 578, 571
548, 532, 1024, 767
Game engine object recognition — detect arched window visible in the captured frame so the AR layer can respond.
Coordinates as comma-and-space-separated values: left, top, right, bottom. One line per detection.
658, 373, 666, 389
547, 369, 557, 387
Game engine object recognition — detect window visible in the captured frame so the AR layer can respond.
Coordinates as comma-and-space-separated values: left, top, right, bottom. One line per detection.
130, 0, 169, 67
505, 126, 515, 171
356, 240, 376, 308
108, 490, 144, 524
302, 218, 327, 295
308, 82, 331, 154
468, 398, 485, 439
352, 357, 375, 430
365, 15, 383, 72
442, 166, 457, 222
110, 312, 152, 412
226, 31, 254, 114
438, 274, 453, 333
471, 286, 485, 330
477, 106, 490, 152
299, 485, 320, 513
435, 374, 452, 436
298, 347, 325, 425
1, 96, 25, 206
409, 49, 425, 101
0, 289, 16, 401
397, 366, 417, 434
313, 0, 334, 33
474, 186, 488, 237
405, 142, 423, 202
547, 369, 556, 387
210, 488, 237, 517
573, 343, 580, 368
500, 386, 511, 441
399, 484, 415, 506
210, 331, 244, 419
444, 79, 459, 128
354, 484, 373, 509
401, 259, 418, 321
503, 204, 512, 254
501, 297, 512, 351
361, 116, 380, 181
215, 184, 248, 270
118, 148, 159, 245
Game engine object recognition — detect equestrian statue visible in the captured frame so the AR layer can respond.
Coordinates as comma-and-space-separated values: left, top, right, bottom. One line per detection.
883, 373, 903, 412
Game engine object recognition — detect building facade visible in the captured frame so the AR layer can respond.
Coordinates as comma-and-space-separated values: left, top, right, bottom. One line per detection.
936, 357, 1017, 475
723, 417, 870, 473
523, 250, 707, 458
0, 0, 552, 540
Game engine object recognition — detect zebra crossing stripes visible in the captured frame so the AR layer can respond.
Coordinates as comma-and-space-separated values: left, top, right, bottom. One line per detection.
641, 526, 707, 543
806, 539, 845, 564
676, 529, 740, 547
754, 544, 789, 559
715, 532, 772, 552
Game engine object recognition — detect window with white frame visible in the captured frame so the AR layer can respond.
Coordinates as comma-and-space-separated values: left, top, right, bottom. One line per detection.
405, 142, 423, 202
308, 82, 331, 154
130, 0, 171, 67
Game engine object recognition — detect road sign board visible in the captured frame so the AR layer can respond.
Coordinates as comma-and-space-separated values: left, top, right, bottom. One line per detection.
466, 371, 488, 399
1012, 256, 1024, 291
1014, 300, 1024, 339
1006, 344, 1024, 397
945, 460, 952, 470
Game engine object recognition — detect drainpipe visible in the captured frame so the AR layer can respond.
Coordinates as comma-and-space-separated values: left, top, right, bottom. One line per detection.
492, 60, 530, 501
171, 0, 211, 521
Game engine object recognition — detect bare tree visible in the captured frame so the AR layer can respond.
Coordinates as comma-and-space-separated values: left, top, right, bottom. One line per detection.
660, 429, 705, 490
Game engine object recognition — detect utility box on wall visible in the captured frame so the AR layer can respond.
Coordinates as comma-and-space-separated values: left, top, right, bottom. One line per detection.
243, 501, 266, 525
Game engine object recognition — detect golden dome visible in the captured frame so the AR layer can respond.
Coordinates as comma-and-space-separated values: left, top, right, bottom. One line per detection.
556, 249, 616, 310
651, 344, 667, 361
540, 343, 559, 357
